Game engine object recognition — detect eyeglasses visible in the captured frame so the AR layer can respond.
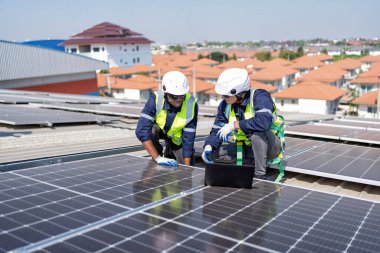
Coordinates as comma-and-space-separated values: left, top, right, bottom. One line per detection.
167, 94, 185, 100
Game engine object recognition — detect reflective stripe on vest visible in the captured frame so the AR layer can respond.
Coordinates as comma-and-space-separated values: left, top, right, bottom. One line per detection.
224, 89, 286, 158
154, 91, 197, 145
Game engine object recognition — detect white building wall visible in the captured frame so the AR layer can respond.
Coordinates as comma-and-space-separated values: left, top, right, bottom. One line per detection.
274, 98, 328, 114
357, 105, 378, 118
66, 43, 151, 68
207, 94, 222, 106
106, 43, 151, 68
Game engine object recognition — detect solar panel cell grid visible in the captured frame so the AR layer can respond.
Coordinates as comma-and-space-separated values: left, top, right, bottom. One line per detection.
2, 155, 380, 253
285, 141, 380, 186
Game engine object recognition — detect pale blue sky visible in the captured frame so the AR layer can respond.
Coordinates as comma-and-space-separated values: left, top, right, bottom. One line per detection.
0, 0, 379, 44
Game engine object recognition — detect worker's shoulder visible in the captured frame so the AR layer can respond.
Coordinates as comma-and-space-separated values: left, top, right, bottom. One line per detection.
253, 88, 270, 96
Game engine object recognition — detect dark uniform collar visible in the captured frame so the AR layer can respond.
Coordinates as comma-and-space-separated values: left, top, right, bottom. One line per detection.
234, 89, 251, 107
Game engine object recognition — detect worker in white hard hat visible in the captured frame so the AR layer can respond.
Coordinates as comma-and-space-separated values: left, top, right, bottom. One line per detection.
136, 71, 198, 166
201, 68, 285, 180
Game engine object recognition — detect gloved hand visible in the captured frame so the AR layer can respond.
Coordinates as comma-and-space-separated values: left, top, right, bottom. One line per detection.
155, 156, 178, 166
217, 122, 235, 142
202, 145, 214, 164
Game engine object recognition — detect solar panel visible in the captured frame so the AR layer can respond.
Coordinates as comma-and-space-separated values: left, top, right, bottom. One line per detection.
2, 154, 380, 252
0, 89, 135, 104
37, 103, 146, 118
37, 103, 217, 118
193, 137, 326, 158
0, 104, 118, 126
285, 141, 380, 186
0, 155, 204, 252
316, 119, 380, 131
287, 124, 380, 145
14, 181, 380, 253
342, 116, 380, 124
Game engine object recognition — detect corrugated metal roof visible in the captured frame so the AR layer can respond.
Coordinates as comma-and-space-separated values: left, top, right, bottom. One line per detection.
0, 40, 109, 81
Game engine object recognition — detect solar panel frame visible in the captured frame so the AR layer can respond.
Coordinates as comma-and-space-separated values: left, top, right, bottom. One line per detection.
0, 104, 118, 126
286, 124, 380, 145
285, 141, 380, 186
0, 154, 205, 252
2, 154, 380, 253
37, 103, 217, 118
18, 181, 380, 253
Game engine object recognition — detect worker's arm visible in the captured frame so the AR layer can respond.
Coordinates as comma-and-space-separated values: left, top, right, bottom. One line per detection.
142, 140, 160, 160
204, 101, 228, 149
136, 94, 156, 142
239, 89, 274, 133
182, 104, 199, 166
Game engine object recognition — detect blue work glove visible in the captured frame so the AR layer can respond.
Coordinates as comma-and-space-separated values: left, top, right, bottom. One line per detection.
202, 145, 214, 164
155, 156, 178, 166
217, 122, 235, 142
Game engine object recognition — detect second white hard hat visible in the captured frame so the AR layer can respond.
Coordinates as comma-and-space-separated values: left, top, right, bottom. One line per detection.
215, 68, 250, 96
162, 71, 189, 95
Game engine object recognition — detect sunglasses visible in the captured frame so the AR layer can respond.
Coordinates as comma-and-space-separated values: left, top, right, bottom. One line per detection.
167, 94, 185, 100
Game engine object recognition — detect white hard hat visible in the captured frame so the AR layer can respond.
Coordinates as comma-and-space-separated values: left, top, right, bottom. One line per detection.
162, 71, 189, 95
215, 68, 250, 96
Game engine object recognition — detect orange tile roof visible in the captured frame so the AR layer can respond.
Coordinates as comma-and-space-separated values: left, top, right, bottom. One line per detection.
272, 82, 346, 101
296, 80, 332, 86
97, 74, 158, 90
291, 56, 325, 69
112, 75, 159, 90
252, 65, 298, 81
217, 60, 251, 69
184, 65, 221, 79
349, 76, 380, 85
296, 65, 345, 83
359, 55, 380, 63
194, 58, 220, 66
352, 90, 379, 105
110, 65, 157, 76
251, 81, 277, 93
187, 78, 215, 93
331, 58, 362, 70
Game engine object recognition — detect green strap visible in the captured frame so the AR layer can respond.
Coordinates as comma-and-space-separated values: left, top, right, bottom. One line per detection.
236, 141, 243, 166
275, 160, 284, 183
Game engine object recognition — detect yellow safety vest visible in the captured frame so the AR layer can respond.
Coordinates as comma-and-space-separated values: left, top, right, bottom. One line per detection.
154, 91, 197, 145
225, 89, 285, 159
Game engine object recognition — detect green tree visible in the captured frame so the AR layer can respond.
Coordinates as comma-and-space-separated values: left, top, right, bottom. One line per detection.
321, 48, 328, 55
232, 53, 237, 61
297, 46, 304, 57
205, 51, 229, 63
279, 50, 300, 60
253, 51, 272, 61
197, 53, 204, 60
361, 49, 369, 56
169, 44, 183, 54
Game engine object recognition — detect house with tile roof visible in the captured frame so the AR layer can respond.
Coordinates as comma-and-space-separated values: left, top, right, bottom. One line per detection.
291, 56, 325, 77
97, 74, 158, 100
359, 55, 380, 71
331, 58, 363, 80
352, 90, 380, 118
251, 65, 298, 90
348, 75, 380, 96
272, 82, 346, 115
295, 64, 346, 87
63, 22, 153, 68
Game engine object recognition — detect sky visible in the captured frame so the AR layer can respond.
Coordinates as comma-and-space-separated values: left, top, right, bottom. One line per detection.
0, 0, 379, 44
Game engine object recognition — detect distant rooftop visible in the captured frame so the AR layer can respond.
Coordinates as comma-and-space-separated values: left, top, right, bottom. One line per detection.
20, 39, 65, 51
63, 22, 154, 46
